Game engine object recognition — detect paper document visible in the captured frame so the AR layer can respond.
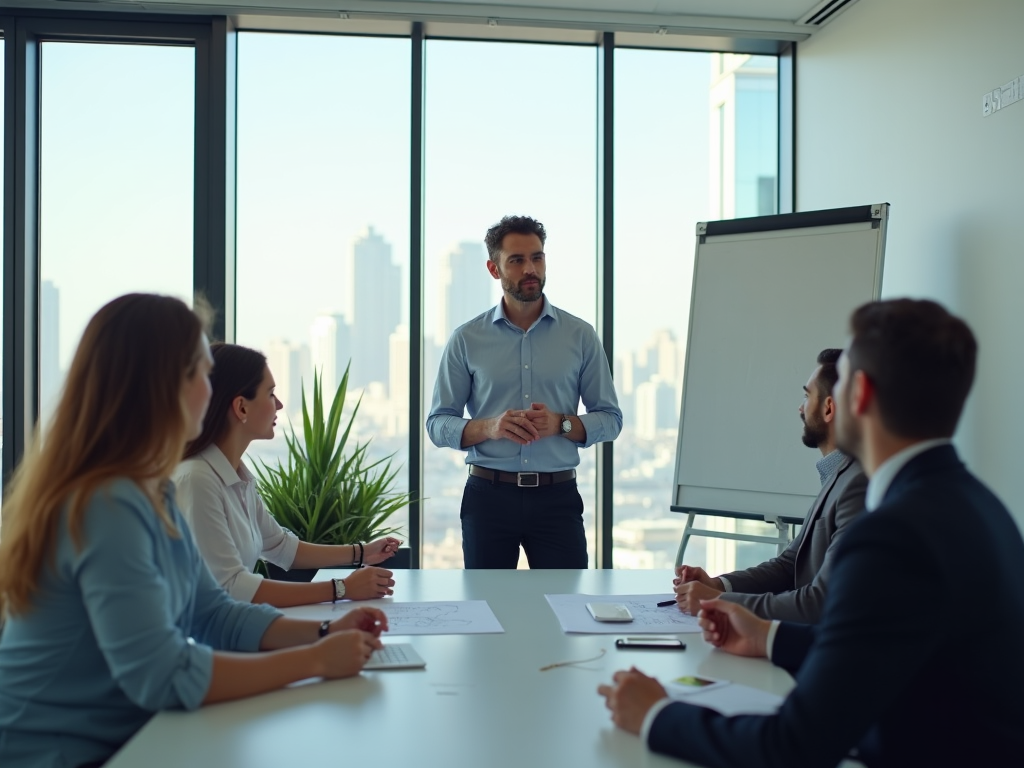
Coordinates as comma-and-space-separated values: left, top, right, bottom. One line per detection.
667, 676, 783, 716
545, 593, 702, 634
280, 600, 505, 635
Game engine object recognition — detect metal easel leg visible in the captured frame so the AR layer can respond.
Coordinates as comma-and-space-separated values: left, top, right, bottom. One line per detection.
675, 511, 696, 567
775, 519, 789, 556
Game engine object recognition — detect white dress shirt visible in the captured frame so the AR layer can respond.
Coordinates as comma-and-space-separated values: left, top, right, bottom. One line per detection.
173, 444, 299, 602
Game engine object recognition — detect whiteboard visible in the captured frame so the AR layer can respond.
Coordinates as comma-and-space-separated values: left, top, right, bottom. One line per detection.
671, 204, 887, 518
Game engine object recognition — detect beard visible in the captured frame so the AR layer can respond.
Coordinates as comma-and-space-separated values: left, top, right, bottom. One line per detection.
502, 273, 545, 303
801, 413, 829, 449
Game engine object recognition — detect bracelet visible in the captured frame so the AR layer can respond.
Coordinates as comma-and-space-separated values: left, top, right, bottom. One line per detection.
356, 542, 364, 569
318, 619, 330, 638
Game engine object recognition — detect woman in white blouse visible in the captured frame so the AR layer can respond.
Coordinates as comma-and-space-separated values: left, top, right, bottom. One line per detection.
174, 343, 400, 607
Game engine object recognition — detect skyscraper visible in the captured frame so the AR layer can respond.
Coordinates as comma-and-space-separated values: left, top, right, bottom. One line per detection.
635, 375, 678, 441
437, 241, 492, 343
352, 227, 401, 392
709, 53, 779, 220
39, 280, 61, 418
266, 338, 309, 419
309, 313, 351, 399
635, 328, 683, 389
388, 324, 410, 437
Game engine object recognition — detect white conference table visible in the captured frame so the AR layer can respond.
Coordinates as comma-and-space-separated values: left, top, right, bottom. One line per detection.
109, 569, 796, 768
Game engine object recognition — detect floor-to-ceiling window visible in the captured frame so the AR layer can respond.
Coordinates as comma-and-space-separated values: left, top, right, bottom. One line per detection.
235, 32, 412, 537
0, 32, 5, 509
38, 42, 194, 424
2, 15, 784, 569
422, 40, 598, 568
613, 50, 778, 571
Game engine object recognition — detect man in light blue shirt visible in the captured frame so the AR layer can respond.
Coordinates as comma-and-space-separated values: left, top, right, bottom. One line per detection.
427, 215, 622, 568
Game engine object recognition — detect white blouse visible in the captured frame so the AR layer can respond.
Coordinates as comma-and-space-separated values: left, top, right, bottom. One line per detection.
173, 444, 299, 602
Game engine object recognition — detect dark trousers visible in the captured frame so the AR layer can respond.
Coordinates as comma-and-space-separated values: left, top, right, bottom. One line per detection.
460, 474, 588, 569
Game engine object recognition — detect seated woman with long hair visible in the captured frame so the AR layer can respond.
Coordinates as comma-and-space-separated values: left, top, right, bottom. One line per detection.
173, 342, 400, 607
0, 295, 388, 768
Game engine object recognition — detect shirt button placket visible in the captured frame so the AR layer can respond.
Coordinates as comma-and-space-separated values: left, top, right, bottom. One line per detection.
521, 333, 532, 467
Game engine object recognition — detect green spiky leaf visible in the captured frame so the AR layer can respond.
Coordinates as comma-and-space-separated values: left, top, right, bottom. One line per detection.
253, 363, 414, 546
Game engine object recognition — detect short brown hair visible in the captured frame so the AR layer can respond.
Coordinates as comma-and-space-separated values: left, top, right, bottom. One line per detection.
484, 215, 546, 262
846, 299, 976, 439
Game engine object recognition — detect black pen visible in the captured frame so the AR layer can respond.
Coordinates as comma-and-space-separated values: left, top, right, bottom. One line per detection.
656, 599, 676, 607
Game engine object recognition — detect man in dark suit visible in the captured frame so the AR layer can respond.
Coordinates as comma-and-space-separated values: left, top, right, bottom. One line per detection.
598, 298, 1024, 768
674, 349, 867, 622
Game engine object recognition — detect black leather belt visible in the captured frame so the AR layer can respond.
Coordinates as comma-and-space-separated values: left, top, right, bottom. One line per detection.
468, 466, 576, 487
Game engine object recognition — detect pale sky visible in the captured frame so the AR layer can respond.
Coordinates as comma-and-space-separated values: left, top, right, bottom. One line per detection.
31, 35, 771, 382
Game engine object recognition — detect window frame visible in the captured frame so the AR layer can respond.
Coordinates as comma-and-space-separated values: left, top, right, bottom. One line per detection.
1, 10, 793, 569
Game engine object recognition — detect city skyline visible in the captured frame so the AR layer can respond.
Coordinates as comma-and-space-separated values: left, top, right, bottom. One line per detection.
26, 40, 780, 571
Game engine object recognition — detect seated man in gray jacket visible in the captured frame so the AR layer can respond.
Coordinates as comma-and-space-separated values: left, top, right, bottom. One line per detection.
673, 348, 867, 623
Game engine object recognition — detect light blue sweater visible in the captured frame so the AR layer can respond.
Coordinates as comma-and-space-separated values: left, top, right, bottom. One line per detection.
0, 479, 282, 768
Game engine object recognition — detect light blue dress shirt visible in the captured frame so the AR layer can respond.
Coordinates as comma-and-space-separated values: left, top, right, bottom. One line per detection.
0, 479, 282, 768
427, 298, 622, 472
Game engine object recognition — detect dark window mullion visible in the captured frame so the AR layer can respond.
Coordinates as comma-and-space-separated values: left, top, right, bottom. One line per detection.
408, 22, 425, 568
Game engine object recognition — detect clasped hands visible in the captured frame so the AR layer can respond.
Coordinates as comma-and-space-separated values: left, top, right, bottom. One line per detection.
598, 598, 772, 736
672, 564, 725, 615
489, 403, 561, 444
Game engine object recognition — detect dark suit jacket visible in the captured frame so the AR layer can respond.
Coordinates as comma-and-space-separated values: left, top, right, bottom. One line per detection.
648, 445, 1024, 768
719, 454, 867, 622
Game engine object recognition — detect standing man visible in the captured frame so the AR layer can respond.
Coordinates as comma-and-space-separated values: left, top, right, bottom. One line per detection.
599, 298, 1024, 767
427, 215, 622, 569
673, 349, 867, 622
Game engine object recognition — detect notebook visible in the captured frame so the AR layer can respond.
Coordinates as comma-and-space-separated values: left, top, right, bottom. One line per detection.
363, 643, 427, 670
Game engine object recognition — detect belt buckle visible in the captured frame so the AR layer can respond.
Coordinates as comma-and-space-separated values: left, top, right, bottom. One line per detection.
517, 472, 540, 488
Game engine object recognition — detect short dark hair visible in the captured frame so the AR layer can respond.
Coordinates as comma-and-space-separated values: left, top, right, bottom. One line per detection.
814, 348, 842, 397
184, 342, 267, 459
484, 215, 547, 262
846, 299, 976, 439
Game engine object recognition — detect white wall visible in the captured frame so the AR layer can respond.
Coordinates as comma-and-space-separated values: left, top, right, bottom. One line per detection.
796, 0, 1024, 527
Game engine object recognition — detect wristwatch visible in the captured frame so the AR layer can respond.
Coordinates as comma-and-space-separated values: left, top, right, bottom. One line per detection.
332, 577, 347, 602
560, 414, 573, 434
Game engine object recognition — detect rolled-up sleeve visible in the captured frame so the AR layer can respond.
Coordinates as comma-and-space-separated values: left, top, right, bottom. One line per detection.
426, 334, 471, 450
189, 554, 282, 653
576, 328, 623, 448
73, 496, 220, 712
253, 493, 299, 570
174, 469, 266, 603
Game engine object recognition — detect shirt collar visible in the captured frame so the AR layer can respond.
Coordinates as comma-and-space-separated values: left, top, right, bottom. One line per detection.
815, 449, 847, 486
197, 443, 250, 487
490, 296, 556, 332
865, 438, 952, 511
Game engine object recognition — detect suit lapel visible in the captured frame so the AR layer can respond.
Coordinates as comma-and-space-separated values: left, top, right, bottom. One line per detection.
793, 454, 853, 563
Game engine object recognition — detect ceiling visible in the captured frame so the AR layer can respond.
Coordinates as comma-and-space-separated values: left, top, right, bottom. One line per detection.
5, 0, 859, 48
373, 1, 828, 22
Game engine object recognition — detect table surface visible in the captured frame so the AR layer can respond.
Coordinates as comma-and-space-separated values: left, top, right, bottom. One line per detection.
108, 569, 796, 768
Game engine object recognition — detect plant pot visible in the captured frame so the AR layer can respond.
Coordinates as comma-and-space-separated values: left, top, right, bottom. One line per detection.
264, 562, 317, 583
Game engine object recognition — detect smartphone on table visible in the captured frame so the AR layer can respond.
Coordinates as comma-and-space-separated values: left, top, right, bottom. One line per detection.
615, 637, 686, 650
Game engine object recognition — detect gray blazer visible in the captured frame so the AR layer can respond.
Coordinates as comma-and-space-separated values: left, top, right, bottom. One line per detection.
717, 454, 867, 623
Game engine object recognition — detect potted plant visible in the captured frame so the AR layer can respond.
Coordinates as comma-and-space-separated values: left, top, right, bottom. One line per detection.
253, 363, 412, 581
